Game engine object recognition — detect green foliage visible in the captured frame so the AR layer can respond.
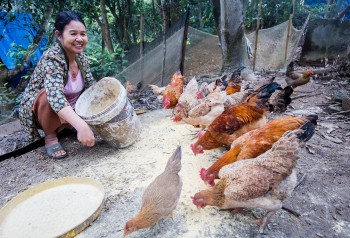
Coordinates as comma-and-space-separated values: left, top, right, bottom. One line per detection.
85, 36, 128, 80
244, 0, 343, 31
188, 0, 216, 34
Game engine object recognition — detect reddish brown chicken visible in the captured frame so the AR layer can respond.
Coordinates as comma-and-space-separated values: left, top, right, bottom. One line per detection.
163, 71, 185, 109
200, 115, 318, 186
124, 146, 182, 236
190, 83, 282, 155
225, 80, 241, 95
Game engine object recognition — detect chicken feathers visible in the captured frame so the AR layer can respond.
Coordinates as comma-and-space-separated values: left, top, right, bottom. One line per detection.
163, 72, 184, 109
192, 121, 316, 234
124, 146, 182, 236
200, 115, 318, 186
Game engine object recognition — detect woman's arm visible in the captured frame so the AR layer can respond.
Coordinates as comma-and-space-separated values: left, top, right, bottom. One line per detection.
58, 106, 95, 147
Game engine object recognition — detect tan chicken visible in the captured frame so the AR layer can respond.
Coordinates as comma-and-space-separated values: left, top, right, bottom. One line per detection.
196, 81, 218, 99
124, 146, 182, 236
148, 84, 166, 102
285, 62, 313, 88
200, 115, 318, 186
173, 77, 201, 122
176, 90, 227, 128
192, 122, 316, 234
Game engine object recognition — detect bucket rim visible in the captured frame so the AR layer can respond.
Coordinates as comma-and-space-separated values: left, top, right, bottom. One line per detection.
76, 79, 127, 123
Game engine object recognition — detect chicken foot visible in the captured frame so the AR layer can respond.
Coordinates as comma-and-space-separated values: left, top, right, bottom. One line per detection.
253, 210, 277, 234
219, 207, 245, 214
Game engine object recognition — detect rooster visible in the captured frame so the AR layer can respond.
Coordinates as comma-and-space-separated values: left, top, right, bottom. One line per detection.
124, 146, 182, 236
163, 71, 184, 109
200, 115, 318, 186
148, 84, 166, 102
192, 121, 316, 234
285, 61, 313, 88
190, 82, 282, 155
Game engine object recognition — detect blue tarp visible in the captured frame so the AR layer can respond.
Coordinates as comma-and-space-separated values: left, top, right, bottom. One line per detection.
305, 0, 350, 19
0, 12, 48, 86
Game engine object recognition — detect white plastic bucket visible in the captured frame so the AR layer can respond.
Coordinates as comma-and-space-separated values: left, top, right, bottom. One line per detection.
75, 78, 141, 148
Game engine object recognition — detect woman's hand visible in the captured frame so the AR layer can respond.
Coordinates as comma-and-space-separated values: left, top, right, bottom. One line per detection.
76, 122, 95, 147
58, 106, 95, 147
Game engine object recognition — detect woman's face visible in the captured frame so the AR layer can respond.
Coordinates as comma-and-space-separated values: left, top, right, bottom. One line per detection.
56, 20, 88, 58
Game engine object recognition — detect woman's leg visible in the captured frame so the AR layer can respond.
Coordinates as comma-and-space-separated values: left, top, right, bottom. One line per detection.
32, 89, 69, 158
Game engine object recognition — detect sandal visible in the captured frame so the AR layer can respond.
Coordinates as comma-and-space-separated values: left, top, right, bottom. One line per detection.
45, 143, 67, 160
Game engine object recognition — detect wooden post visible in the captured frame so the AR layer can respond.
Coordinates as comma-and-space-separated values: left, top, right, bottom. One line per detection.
180, 8, 190, 75
252, 0, 262, 71
161, 0, 167, 86
140, 14, 145, 86
284, 0, 294, 64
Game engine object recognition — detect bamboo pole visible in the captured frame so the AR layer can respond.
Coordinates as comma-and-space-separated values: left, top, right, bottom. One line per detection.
284, 0, 294, 64
252, 0, 262, 71
140, 14, 144, 86
161, 0, 167, 86
180, 9, 190, 75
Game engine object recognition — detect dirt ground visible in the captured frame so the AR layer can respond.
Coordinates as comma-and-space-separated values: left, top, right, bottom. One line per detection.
1, 38, 350, 238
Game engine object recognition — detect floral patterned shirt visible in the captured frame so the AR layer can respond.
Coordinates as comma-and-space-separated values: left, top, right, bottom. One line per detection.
19, 44, 95, 141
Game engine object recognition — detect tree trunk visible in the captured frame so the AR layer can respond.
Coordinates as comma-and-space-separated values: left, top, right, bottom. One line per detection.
216, 0, 249, 73
99, 0, 114, 53
0, 5, 53, 87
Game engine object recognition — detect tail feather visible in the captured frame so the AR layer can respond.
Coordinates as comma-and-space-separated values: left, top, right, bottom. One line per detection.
164, 146, 182, 173
305, 114, 318, 125
297, 121, 316, 142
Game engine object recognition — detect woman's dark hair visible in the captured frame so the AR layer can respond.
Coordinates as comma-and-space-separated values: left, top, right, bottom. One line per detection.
54, 11, 86, 33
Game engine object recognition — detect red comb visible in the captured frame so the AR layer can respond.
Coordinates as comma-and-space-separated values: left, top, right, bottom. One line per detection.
200, 168, 207, 181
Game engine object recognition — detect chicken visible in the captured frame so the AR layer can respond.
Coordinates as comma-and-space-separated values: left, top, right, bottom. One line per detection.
190, 82, 282, 155
196, 81, 218, 99
148, 84, 166, 102
269, 86, 294, 112
285, 62, 313, 88
192, 121, 316, 234
126, 80, 142, 99
148, 84, 166, 95
225, 80, 241, 95
200, 115, 318, 186
173, 77, 201, 122
124, 146, 182, 236
179, 90, 227, 128
174, 77, 228, 127
163, 71, 185, 109
245, 82, 282, 104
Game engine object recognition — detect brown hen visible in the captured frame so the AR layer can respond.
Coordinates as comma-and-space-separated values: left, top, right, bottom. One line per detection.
192, 121, 316, 234
124, 146, 182, 236
285, 62, 313, 88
